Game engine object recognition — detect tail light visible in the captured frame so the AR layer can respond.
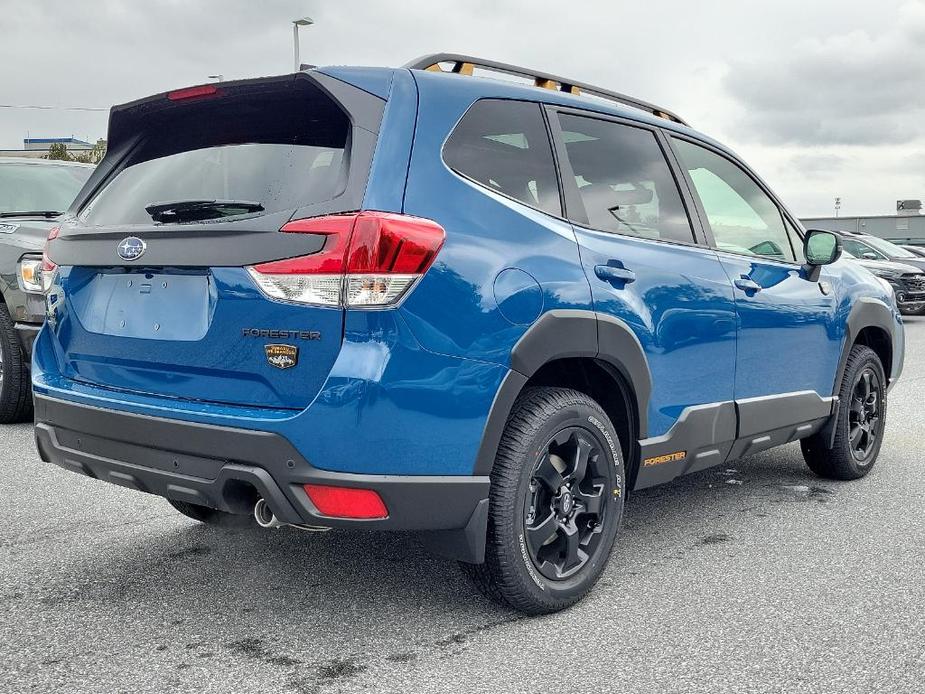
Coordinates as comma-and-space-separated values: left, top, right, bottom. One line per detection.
246, 212, 445, 307
40, 226, 60, 292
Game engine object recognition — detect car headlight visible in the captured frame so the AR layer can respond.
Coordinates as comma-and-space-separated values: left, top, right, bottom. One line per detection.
18, 256, 44, 293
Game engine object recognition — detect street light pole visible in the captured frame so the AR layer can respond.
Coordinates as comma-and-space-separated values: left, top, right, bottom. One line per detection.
292, 17, 314, 72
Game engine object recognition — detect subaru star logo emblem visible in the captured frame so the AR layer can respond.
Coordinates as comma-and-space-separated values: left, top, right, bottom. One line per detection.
117, 236, 146, 261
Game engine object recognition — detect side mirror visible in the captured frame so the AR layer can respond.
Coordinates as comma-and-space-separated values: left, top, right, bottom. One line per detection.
803, 229, 842, 281
804, 229, 842, 266
861, 252, 878, 260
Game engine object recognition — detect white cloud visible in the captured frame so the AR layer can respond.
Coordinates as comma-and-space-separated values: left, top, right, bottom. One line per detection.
0, 0, 920, 216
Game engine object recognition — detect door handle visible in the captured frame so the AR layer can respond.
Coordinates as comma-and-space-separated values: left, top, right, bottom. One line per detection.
734, 276, 762, 292
595, 265, 636, 284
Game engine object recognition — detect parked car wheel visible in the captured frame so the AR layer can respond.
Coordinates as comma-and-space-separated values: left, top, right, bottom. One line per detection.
167, 499, 255, 527
0, 303, 33, 424
461, 387, 625, 615
801, 345, 886, 480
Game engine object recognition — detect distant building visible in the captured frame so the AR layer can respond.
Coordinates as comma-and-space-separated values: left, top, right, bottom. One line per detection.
0, 137, 95, 159
802, 200, 925, 246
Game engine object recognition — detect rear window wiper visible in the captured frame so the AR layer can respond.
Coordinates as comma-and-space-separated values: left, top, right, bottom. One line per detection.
0, 210, 61, 218
144, 199, 265, 223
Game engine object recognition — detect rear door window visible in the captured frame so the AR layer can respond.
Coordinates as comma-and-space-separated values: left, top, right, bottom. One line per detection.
80, 88, 350, 226
555, 113, 696, 244
443, 100, 561, 216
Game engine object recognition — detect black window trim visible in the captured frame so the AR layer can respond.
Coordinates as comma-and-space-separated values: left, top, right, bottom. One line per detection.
439, 97, 567, 221
666, 132, 808, 268
544, 104, 711, 250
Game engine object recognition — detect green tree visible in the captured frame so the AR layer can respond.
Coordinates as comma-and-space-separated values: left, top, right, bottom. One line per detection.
45, 142, 70, 160
70, 139, 107, 164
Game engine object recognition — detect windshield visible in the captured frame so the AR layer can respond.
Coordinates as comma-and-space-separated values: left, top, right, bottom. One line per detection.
861, 235, 918, 258
0, 162, 92, 215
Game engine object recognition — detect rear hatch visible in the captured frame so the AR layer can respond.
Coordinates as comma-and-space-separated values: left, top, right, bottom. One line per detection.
44, 72, 384, 410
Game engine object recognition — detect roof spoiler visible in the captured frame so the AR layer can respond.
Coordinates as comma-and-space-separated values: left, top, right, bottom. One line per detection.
404, 53, 688, 126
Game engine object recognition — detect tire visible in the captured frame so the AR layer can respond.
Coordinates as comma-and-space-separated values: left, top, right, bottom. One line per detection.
168, 499, 254, 528
461, 387, 625, 615
0, 302, 33, 424
801, 345, 886, 480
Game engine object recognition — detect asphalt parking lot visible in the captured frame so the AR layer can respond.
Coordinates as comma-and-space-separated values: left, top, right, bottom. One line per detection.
1, 319, 923, 694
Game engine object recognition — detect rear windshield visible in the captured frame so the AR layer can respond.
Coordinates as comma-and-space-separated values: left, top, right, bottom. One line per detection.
0, 162, 92, 215
80, 85, 350, 226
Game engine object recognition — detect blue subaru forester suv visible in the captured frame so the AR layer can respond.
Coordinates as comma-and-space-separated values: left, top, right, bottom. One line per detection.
33, 55, 904, 614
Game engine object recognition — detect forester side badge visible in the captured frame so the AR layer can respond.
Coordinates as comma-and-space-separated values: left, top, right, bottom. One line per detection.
265, 344, 299, 369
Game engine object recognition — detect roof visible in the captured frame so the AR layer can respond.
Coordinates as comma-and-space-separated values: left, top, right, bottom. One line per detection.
24, 137, 93, 145
0, 156, 95, 168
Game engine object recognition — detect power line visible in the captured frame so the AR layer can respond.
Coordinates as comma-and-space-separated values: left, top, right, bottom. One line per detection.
0, 104, 108, 112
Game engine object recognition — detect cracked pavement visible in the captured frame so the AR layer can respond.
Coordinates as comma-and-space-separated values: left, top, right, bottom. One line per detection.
2, 317, 924, 693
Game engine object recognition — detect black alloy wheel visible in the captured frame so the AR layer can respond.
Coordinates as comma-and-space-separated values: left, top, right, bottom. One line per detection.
848, 367, 881, 464
525, 427, 610, 581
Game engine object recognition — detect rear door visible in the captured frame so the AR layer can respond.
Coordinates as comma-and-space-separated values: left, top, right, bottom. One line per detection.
548, 108, 738, 473
44, 73, 383, 410
669, 136, 841, 404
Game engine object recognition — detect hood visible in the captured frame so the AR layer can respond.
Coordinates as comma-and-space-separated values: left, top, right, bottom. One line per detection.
853, 257, 924, 275
890, 256, 925, 272
0, 216, 59, 253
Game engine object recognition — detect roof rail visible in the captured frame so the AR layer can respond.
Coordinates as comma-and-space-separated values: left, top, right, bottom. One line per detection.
404, 53, 688, 126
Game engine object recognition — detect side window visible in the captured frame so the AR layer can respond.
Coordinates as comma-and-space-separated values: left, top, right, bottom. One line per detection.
556, 114, 695, 243
443, 100, 561, 216
673, 138, 796, 262
842, 238, 884, 260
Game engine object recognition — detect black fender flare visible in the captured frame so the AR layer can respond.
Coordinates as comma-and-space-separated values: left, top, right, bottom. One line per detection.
473, 309, 652, 475
821, 298, 898, 447
833, 298, 897, 394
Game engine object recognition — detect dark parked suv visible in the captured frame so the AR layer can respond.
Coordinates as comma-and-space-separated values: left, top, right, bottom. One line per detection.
33, 56, 904, 614
0, 157, 93, 422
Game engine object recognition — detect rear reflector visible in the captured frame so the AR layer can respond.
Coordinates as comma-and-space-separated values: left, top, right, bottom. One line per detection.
303, 484, 388, 519
167, 84, 221, 101
246, 212, 445, 308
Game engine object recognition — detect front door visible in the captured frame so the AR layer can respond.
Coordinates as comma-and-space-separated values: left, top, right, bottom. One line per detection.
670, 137, 842, 414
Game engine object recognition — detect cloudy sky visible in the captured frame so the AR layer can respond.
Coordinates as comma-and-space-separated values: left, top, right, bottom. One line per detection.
2, 0, 924, 217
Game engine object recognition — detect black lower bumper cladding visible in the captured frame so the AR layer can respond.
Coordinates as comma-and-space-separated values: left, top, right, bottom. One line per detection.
33, 395, 490, 562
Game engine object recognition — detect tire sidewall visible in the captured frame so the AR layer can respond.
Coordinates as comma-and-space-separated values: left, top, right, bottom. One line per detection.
498, 396, 625, 607
838, 348, 887, 473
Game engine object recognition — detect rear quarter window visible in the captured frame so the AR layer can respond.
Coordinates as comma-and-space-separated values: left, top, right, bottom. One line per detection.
442, 100, 561, 217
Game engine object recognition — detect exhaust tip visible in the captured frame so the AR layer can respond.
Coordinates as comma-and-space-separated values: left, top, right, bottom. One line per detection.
254, 498, 283, 529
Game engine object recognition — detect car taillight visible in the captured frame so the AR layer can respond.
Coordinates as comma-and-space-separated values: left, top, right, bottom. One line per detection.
41, 226, 60, 292
246, 212, 445, 307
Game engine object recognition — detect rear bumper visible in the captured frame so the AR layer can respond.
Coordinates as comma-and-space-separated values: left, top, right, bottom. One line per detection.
34, 394, 490, 562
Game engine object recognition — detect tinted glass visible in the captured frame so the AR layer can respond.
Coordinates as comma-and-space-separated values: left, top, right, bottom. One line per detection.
444, 100, 561, 216
673, 139, 795, 262
841, 238, 885, 260
81, 89, 349, 226
0, 162, 92, 214
557, 114, 694, 243
862, 235, 917, 258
